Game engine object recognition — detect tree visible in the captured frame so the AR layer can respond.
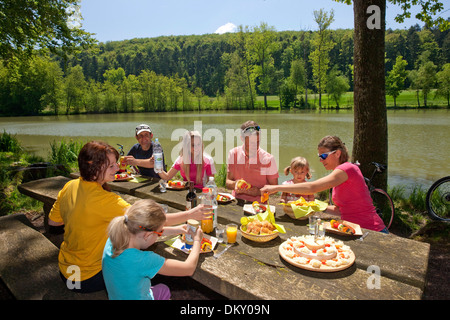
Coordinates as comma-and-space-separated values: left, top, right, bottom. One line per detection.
326, 67, 350, 108
63, 65, 86, 114
386, 55, 408, 107
309, 9, 335, 108
409, 51, 438, 107
334, 0, 448, 191
233, 25, 256, 109
0, 0, 95, 65
248, 22, 278, 109
290, 59, 306, 107
436, 63, 450, 107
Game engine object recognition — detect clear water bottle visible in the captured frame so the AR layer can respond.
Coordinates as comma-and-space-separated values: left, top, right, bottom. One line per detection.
153, 138, 164, 173
205, 177, 218, 198
205, 177, 218, 228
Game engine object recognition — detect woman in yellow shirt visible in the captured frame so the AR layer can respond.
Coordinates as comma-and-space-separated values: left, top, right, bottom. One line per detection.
49, 141, 210, 293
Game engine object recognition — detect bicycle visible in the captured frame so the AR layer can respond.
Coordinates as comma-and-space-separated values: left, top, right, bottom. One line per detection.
363, 162, 395, 230
426, 176, 450, 221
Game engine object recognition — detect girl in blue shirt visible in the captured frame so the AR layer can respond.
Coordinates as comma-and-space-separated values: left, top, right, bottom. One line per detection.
102, 199, 204, 300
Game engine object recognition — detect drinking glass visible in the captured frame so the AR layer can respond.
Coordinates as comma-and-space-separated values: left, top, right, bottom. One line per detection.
308, 215, 318, 235
226, 224, 238, 244
216, 227, 224, 243
159, 179, 167, 193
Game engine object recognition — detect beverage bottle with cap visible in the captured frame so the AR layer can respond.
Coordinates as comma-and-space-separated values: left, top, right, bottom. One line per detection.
200, 188, 214, 233
205, 177, 218, 228
153, 138, 164, 173
117, 144, 127, 172
186, 181, 197, 210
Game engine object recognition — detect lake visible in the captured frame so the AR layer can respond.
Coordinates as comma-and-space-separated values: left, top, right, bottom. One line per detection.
1, 109, 448, 191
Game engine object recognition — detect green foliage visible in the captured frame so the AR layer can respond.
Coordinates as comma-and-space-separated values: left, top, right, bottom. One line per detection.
0, 131, 22, 153
49, 139, 83, 170
0, 0, 96, 65
214, 163, 227, 188
309, 9, 336, 107
386, 56, 408, 106
0, 15, 449, 115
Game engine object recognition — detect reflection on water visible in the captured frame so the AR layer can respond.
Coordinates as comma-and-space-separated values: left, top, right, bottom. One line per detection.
1, 109, 448, 190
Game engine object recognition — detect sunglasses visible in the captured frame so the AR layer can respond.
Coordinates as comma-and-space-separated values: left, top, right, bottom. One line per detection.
318, 150, 336, 160
242, 126, 261, 135
138, 226, 164, 237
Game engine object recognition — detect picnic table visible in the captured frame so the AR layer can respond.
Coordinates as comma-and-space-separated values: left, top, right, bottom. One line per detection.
13, 173, 429, 300
71, 173, 429, 300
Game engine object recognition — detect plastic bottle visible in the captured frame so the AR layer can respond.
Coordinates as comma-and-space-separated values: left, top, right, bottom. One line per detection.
200, 188, 214, 233
205, 177, 218, 228
153, 138, 164, 173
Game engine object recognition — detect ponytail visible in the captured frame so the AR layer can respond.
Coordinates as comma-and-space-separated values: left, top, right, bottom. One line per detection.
107, 215, 131, 258
107, 199, 166, 258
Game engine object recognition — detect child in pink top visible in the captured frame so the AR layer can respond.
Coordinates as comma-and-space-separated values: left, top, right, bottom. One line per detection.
157, 131, 216, 189
281, 157, 315, 203
172, 155, 215, 189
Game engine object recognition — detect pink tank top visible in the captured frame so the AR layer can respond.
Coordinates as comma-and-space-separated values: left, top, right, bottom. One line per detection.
332, 162, 385, 231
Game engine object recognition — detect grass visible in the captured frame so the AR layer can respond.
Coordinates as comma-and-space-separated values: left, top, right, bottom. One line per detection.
257, 90, 449, 109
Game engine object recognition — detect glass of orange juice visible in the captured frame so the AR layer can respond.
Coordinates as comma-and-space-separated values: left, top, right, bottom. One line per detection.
226, 223, 238, 244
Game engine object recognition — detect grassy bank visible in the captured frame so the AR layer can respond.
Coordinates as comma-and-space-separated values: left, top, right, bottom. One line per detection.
258, 89, 449, 109
1, 131, 448, 242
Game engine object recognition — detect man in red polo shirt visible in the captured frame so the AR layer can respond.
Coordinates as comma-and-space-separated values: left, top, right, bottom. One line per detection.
226, 120, 279, 203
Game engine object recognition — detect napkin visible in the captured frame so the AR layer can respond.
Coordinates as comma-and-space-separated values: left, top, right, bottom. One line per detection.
289, 199, 328, 219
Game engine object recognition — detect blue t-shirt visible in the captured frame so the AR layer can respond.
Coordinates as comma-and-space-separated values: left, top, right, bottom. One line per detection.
102, 238, 165, 300
127, 142, 166, 178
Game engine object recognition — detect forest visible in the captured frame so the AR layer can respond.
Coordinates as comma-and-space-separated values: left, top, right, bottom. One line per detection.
0, 19, 449, 116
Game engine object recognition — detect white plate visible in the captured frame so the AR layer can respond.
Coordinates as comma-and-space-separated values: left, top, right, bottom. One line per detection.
243, 204, 276, 215
165, 234, 218, 254
217, 192, 235, 203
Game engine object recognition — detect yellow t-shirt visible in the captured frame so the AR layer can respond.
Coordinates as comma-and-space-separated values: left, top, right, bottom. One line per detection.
49, 178, 130, 281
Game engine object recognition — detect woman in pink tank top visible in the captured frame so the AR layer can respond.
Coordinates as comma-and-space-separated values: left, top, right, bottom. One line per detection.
261, 136, 387, 233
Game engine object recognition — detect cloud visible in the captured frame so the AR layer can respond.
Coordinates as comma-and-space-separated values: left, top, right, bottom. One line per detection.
214, 22, 237, 34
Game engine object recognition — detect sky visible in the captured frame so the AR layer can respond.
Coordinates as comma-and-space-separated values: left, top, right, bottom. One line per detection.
79, 0, 448, 43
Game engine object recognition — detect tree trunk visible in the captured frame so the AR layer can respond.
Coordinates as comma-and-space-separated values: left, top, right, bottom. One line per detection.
353, 0, 388, 191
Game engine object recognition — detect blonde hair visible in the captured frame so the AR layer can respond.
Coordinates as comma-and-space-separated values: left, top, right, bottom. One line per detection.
180, 130, 204, 185
284, 156, 312, 180
317, 135, 349, 164
107, 199, 166, 258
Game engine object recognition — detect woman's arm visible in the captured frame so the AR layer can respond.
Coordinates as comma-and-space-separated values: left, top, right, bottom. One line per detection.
164, 204, 212, 226
261, 169, 348, 196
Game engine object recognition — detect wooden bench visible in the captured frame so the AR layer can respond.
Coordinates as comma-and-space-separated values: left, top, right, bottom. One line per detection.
3, 176, 142, 300
0, 213, 108, 300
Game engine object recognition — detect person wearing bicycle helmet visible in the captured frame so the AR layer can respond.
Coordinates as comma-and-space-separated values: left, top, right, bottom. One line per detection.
261, 135, 387, 233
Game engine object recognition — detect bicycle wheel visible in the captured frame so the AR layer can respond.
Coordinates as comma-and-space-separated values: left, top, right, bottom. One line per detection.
426, 176, 450, 221
371, 188, 395, 229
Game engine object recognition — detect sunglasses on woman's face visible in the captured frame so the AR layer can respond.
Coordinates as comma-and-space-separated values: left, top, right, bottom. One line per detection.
318, 150, 336, 160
